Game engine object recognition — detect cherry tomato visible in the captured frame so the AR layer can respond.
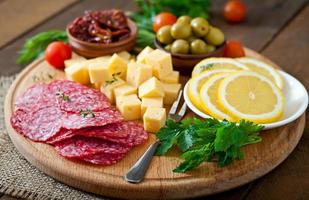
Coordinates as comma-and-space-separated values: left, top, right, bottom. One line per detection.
45, 41, 72, 69
223, 0, 246, 23
223, 40, 245, 58
153, 12, 177, 32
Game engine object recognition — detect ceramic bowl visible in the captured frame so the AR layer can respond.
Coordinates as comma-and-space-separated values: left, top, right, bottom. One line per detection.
66, 19, 137, 58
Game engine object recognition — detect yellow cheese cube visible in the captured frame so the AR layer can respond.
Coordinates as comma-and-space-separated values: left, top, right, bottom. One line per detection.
141, 97, 163, 117
138, 77, 164, 98
143, 107, 166, 133
160, 71, 180, 83
100, 77, 126, 104
114, 84, 137, 97
162, 83, 181, 105
64, 57, 87, 68
116, 94, 141, 120
108, 54, 128, 79
145, 49, 173, 79
137, 46, 153, 64
126, 62, 152, 87
65, 61, 89, 85
117, 51, 131, 61
88, 61, 111, 84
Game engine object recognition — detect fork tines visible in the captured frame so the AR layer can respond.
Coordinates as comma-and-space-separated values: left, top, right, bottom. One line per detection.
168, 90, 187, 122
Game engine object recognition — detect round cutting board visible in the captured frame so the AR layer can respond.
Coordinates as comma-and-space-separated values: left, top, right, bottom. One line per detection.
4, 48, 305, 200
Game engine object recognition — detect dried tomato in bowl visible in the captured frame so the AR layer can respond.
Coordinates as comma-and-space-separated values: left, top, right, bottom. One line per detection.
68, 9, 131, 44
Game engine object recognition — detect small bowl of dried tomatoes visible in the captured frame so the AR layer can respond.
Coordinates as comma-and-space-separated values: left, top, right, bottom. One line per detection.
66, 9, 137, 58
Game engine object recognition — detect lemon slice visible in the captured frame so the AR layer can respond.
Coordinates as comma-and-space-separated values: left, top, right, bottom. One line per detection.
188, 69, 237, 111
218, 71, 284, 123
237, 57, 284, 89
192, 57, 248, 77
199, 73, 234, 121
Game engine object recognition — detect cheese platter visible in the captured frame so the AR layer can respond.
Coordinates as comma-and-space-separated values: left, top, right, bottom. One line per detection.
4, 5, 308, 200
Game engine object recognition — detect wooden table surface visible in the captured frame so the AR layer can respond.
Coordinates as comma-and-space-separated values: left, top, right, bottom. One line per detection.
0, 0, 308, 199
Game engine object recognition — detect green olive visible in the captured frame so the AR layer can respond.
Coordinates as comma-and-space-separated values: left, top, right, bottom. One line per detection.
188, 36, 198, 43
207, 44, 216, 52
171, 23, 192, 39
171, 39, 189, 54
156, 25, 173, 44
164, 44, 172, 52
177, 16, 191, 25
191, 17, 210, 37
190, 39, 208, 54
204, 26, 225, 46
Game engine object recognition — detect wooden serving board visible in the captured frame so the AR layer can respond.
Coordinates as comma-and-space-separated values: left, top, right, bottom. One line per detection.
4, 48, 305, 200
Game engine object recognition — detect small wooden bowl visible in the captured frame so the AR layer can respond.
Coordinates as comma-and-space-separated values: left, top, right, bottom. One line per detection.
154, 39, 225, 74
67, 19, 137, 58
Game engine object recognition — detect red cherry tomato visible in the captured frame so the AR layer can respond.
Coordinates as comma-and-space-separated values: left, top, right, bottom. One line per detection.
45, 41, 72, 69
223, 40, 245, 58
223, 0, 246, 23
153, 12, 177, 32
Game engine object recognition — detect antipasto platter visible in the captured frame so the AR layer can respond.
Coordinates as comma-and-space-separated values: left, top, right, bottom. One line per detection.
4, 5, 308, 200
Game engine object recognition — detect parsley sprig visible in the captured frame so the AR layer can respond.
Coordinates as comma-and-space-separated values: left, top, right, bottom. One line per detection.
155, 118, 264, 173
104, 72, 121, 86
80, 108, 95, 118
56, 90, 70, 102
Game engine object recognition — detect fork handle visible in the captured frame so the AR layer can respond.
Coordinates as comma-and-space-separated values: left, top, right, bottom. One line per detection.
124, 140, 160, 183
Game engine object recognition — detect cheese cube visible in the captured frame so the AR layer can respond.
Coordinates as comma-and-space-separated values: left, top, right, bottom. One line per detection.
100, 77, 126, 104
116, 94, 141, 120
114, 84, 137, 97
118, 51, 131, 61
65, 61, 89, 85
64, 57, 87, 68
88, 61, 111, 84
160, 71, 180, 83
126, 62, 152, 87
108, 54, 128, 79
143, 107, 166, 133
137, 46, 153, 64
145, 49, 173, 79
141, 97, 163, 117
162, 83, 181, 105
138, 77, 164, 98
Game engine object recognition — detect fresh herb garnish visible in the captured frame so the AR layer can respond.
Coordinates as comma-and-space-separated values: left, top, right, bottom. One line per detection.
156, 118, 264, 173
200, 63, 214, 71
105, 72, 121, 86
17, 30, 67, 65
80, 108, 95, 118
56, 90, 70, 102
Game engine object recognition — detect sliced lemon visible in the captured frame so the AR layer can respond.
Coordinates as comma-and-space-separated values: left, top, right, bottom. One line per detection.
192, 57, 248, 77
237, 57, 284, 89
199, 73, 234, 121
188, 69, 237, 111
218, 71, 284, 123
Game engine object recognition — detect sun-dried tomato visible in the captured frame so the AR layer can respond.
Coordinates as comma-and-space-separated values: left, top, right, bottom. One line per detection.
68, 9, 130, 44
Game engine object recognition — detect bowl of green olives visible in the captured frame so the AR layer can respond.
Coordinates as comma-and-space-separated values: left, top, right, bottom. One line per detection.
154, 16, 226, 72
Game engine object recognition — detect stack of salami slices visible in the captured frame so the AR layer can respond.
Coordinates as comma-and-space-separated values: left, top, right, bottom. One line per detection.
11, 80, 148, 165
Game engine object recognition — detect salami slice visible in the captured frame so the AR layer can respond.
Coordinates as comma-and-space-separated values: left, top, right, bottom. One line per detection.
15, 83, 56, 111
62, 107, 123, 130
11, 106, 63, 141
81, 152, 126, 165
48, 80, 110, 113
48, 121, 148, 146
54, 136, 130, 158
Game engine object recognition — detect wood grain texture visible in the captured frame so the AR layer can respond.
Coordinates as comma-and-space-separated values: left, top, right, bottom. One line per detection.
210, 0, 307, 51
245, 5, 309, 200
4, 49, 306, 200
0, 0, 78, 48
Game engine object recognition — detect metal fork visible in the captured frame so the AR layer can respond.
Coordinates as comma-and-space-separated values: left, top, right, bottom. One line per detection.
124, 90, 187, 183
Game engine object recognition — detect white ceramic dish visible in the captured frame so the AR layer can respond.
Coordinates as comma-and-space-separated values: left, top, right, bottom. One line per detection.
184, 71, 308, 130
